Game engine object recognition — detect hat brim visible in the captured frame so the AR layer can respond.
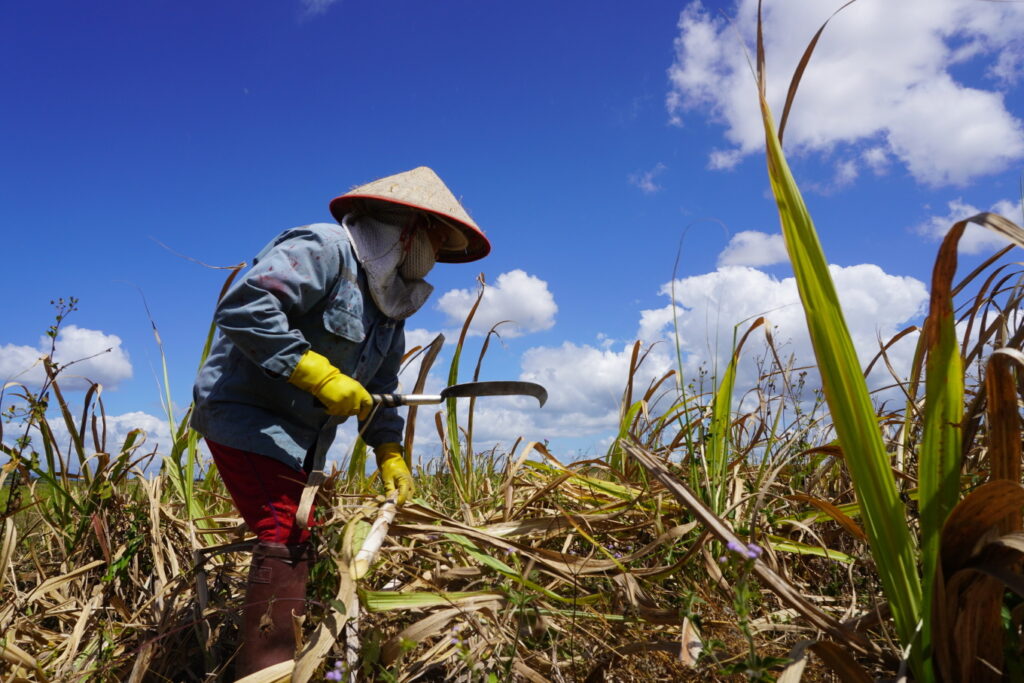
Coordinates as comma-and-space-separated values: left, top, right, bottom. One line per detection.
330, 195, 490, 263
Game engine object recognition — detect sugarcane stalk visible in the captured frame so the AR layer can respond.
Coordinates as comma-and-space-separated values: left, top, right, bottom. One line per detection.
350, 494, 398, 580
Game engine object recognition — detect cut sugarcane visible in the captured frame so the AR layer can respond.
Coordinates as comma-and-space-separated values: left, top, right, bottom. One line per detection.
351, 495, 398, 580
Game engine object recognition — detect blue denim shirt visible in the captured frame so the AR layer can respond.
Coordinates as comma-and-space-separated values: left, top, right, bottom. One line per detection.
190, 223, 405, 473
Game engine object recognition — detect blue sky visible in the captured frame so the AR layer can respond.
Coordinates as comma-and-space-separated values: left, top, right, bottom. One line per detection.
3, 0, 1024, 464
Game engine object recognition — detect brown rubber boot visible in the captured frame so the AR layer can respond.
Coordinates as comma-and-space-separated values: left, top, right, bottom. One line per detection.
235, 542, 313, 679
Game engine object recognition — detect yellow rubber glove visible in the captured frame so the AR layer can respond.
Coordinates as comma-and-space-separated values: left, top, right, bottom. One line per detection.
374, 442, 414, 505
288, 350, 373, 419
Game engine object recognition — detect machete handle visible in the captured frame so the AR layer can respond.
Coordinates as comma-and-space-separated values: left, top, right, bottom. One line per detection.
371, 393, 443, 407
372, 393, 404, 408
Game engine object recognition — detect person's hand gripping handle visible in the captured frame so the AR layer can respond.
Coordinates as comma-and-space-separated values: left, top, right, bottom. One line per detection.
288, 350, 373, 418
374, 442, 414, 505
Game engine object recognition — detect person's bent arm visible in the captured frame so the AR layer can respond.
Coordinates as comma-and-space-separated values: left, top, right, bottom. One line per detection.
214, 226, 339, 378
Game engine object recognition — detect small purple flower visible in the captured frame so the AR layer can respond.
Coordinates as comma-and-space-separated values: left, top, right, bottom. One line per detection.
326, 671, 343, 681
726, 540, 762, 560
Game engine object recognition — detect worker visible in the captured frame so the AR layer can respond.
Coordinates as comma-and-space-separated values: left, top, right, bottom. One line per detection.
190, 166, 490, 678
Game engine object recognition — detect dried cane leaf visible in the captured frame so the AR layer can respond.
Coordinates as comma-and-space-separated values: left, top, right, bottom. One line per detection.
777, 639, 872, 683
626, 441, 875, 656
987, 349, 1024, 533
0, 518, 15, 594
787, 493, 867, 541
234, 660, 294, 683
940, 480, 1024, 576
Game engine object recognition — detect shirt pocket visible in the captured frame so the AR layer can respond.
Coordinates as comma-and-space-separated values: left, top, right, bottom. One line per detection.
323, 277, 366, 343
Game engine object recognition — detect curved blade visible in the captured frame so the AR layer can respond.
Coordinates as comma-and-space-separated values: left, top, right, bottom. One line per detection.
439, 381, 547, 407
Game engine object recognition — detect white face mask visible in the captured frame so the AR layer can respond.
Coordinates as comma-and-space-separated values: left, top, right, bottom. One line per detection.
399, 226, 436, 280
343, 214, 434, 320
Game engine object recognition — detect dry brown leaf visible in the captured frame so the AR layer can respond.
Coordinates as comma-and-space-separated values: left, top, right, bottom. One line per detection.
1, 518, 16, 594
940, 480, 1024, 576
380, 597, 505, 665
23, 560, 104, 606
512, 659, 550, 683
987, 349, 1024, 533
625, 441, 876, 656
52, 583, 103, 677
787, 493, 867, 541
939, 569, 1003, 683
234, 659, 294, 683
680, 617, 702, 667
777, 639, 872, 683
935, 531, 1024, 682
0, 640, 47, 682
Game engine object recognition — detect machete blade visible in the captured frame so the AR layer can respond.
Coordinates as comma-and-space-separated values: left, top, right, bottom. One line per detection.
439, 381, 547, 407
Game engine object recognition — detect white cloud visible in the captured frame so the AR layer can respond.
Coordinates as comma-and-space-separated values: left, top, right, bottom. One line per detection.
862, 146, 890, 174
639, 264, 928, 393
717, 231, 788, 267
3, 410, 174, 475
834, 159, 859, 187
301, 0, 339, 16
520, 342, 657, 415
801, 158, 861, 195
341, 336, 676, 460
991, 48, 1024, 86
992, 199, 1024, 229
511, 340, 675, 441
403, 327, 445, 357
709, 148, 744, 170
349, 262, 932, 460
103, 411, 175, 461
915, 198, 1024, 254
0, 325, 133, 391
436, 270, 557, 338
884, 76, 1024, 186
484, 262, 926, 452
629, 163, 668, 194
666, 0, 1024, 186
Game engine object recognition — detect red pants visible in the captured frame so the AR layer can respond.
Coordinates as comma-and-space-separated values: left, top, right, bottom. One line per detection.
207, 439, 314, 544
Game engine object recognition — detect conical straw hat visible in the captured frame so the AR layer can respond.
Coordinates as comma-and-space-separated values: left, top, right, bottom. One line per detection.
330, 166, 490, 263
